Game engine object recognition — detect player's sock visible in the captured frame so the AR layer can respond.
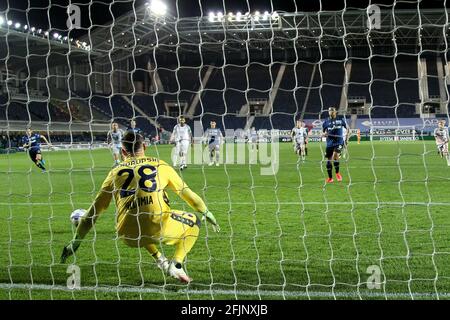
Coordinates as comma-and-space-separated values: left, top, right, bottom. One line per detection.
173, 226, 199, 264
210, 151, 214, 163
326, 161, 333, 179
145, 244, 162, 260
215, 151, 220, 163
305, 147, 308, 156
334, 161, 340, 174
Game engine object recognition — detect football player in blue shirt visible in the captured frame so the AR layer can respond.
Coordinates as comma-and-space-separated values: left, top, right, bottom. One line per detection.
127, 119, 142, 135
22, 128, 52, 172
322, 107, 348, 183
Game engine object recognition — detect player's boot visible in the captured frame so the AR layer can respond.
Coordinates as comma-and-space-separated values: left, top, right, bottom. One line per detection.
168, 261, 192, 283
208, 162, 213, 166
336, 173, 343, 182
215, 162, 219, 167
326, 178, 334, 183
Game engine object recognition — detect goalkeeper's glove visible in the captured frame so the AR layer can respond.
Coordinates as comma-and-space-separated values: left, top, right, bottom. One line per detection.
201, 210, 220, 232
60, 238, 82, 263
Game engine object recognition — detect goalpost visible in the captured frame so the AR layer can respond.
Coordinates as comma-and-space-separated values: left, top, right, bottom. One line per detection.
1, 0, 450, 300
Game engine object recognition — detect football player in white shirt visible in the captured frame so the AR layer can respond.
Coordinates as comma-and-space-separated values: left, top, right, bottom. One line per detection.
248, 127, 259, 152
107, 122, 124, 167
170, 116, 192, 170
291, 120, 309, 162
434, 119, 450, 166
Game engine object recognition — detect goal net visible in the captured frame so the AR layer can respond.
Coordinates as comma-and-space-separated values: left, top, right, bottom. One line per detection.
0, 0, 449, 300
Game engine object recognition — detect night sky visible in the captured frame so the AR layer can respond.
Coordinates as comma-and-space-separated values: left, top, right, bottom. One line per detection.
0, 0, 447, 38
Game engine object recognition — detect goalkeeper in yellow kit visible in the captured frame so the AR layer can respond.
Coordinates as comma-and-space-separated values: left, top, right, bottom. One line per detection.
60, 131, 220, 283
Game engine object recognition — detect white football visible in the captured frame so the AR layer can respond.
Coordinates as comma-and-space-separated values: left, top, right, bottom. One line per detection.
70, 209, 86, 227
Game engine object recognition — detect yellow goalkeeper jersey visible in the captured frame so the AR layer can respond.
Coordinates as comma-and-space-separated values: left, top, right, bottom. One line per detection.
79, 155, 207, 247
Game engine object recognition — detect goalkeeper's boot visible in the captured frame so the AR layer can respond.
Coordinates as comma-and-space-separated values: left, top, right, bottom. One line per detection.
336, 173, 343, 182
168, 261, 192, 283
326, 178, 334, 183
156, 256, 170, 273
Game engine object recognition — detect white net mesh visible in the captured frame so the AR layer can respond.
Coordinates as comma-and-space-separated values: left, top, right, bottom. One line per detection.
0, 0, 450, 300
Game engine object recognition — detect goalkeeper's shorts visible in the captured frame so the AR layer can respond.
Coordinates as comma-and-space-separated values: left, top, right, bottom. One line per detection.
160, 210, 202, 246
119, 210, 201, 248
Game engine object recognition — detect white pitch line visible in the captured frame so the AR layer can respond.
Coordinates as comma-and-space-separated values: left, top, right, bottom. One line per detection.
0, 282, 446, 299
1, 201, 450, 206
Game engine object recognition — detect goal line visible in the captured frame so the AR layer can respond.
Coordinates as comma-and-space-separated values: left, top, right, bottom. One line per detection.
0, 282, 446, 299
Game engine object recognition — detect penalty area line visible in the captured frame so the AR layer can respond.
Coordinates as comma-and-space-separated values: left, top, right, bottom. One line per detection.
0, 282, 445, 299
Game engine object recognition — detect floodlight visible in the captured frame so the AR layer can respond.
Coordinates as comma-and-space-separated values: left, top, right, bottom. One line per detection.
149, 0, 167, 16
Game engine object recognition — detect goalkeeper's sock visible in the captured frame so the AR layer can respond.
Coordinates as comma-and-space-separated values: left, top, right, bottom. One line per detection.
145, 243, 162, 260
173, 225, 199, 263
326, 161, 333, 179
334, 161, 340, 174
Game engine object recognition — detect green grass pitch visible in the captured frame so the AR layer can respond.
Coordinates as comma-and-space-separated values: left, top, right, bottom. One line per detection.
0, 140, 450, 300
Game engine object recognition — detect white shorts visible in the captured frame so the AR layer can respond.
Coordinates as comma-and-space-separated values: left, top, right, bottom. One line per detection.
437, 143, 448, 154
294, 140, 305, 151
111, 144, 122, 155
176, 140, 190, 156
208, 143, 220, 152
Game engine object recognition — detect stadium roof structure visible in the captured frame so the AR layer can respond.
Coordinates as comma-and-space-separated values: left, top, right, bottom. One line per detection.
0, 120, 111, 132
2, 5, 449, 72
83, 4, 450, 66
0, 27, 100, 73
